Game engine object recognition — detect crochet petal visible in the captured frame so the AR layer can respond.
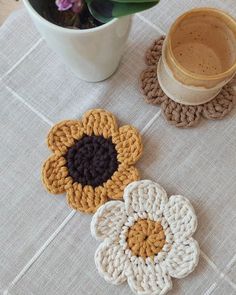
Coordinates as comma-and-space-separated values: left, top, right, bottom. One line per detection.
145, 36, 165, 66
42, 155, 72, 194
105, 165, 140, 200
161, 98, 203, 128
140, 66, 166, 105
124, 180, 168, 218
47, 120, 84, 154
67, 183, 107, 213
113, 126, 143, 165
202, 84, 234, 120
164, 238, 200, 279
91, 201, 127, 240
127, 258, 172, 295
163, 195, 197, 241
95, 239, 129, 285
82, 109, 118, 138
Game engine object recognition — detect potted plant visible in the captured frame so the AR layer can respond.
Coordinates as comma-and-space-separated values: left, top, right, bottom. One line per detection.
22, 0, 160, 82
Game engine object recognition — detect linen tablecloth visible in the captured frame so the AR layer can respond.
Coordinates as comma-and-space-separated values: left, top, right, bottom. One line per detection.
0, 1, 236, 294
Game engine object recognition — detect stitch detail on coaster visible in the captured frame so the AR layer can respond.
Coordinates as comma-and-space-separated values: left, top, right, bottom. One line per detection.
140, 66, 167, 105
42, 109, 143, 213
202, 84, 234, 120
140, 37, 235, 128
162, 98, 203, 128
66, 135, 119, 187
127, 219, 166, 258
91, 180, 200, 295
145, 36, 165, 66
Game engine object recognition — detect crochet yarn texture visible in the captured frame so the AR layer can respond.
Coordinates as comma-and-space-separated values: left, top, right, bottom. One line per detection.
127, 219, 166, 258
91, 180, 199, 295
42, 109, 143, 213
140, 37, 235, 128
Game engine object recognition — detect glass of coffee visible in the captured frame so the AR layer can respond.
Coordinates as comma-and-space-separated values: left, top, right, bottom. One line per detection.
157, 8, 236, 105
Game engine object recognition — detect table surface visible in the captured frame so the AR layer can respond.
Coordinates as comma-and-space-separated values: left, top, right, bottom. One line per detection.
0, 1, 236, 295
0, 0, 22, 25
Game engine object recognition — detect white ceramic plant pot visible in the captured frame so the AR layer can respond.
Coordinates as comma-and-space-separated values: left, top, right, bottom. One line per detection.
23, 0, 132, 82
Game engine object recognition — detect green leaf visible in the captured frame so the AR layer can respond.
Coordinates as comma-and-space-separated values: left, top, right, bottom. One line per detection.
112, 2, 159, 17
85, 0, 159, 23
85, 0, 114, 23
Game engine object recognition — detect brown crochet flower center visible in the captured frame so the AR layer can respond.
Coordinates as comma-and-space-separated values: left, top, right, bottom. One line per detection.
127, 219, 166, 258
66, 135, 119, 187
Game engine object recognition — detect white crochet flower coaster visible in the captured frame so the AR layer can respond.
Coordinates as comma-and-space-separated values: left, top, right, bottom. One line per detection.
91, 180, 200, 295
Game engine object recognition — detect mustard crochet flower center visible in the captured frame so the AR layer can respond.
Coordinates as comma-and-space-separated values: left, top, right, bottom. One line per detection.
127, 219, 166, 258
42, 109, 143, 213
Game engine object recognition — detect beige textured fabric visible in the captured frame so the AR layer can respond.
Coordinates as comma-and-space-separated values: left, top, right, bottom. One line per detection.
0, 2, 236, 295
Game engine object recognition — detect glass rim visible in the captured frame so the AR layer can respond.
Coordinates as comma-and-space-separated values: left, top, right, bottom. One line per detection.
168, 7, 236, 81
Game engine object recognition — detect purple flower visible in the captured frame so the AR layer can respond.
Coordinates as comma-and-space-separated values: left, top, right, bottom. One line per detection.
56, 0, 73, 11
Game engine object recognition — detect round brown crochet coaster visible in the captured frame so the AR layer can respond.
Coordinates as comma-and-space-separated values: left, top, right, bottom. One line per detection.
140, 37, 235, 128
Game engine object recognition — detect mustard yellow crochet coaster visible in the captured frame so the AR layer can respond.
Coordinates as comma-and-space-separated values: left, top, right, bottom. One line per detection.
140, 37, 235, 128
42, 109, 143, 213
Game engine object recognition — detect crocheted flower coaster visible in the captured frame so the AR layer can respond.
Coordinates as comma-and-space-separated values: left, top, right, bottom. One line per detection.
42, 109, 143, 213
140, 37, 235, 128
91, 180, 199, 295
